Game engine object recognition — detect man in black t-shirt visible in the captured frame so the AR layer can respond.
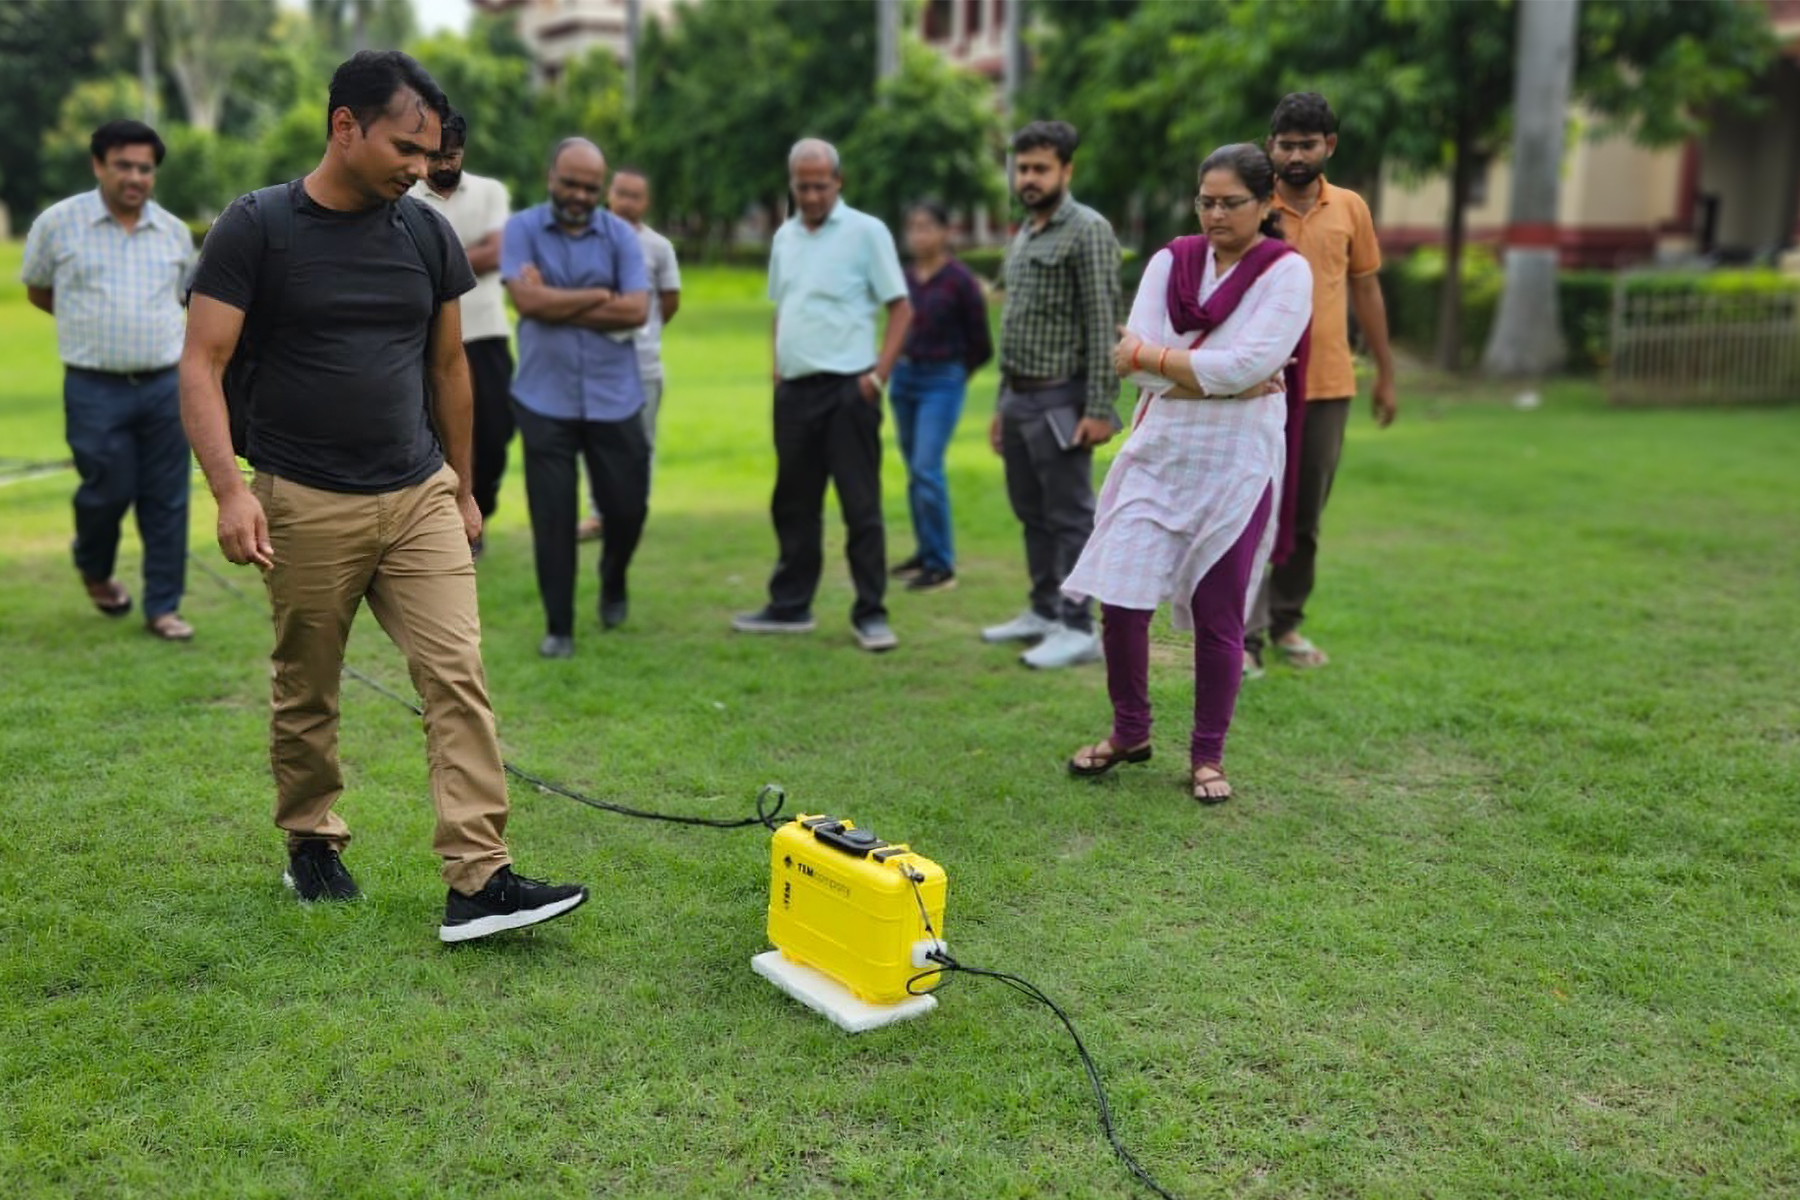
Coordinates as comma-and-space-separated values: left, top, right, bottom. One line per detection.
180, 51, 588, 943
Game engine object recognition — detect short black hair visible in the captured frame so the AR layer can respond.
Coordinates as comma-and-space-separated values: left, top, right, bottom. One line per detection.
90, 119, 165, 166
612, 164, 649, 184
325, 50, 451, 140
1270, 92, 1338, 138
1012, 120, 1080, 164
907, 198, 951, 227
439, 108, 467, 153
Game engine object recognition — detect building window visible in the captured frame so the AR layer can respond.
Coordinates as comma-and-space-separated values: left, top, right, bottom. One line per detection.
966, 0, 985, 34
924, 0, 952, 42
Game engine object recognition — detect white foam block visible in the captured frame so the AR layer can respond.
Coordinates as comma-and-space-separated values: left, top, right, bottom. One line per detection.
751, 950, 938, 1034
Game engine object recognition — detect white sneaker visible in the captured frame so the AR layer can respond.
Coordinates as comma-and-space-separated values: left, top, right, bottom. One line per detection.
1021, 625, 1102, 670
981, 610, 1059, 644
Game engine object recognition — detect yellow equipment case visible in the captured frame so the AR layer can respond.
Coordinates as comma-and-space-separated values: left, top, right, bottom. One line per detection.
766, 814, 948, 1005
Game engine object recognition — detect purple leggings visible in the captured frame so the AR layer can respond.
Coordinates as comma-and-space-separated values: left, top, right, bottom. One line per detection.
1102, 487, 1272, 768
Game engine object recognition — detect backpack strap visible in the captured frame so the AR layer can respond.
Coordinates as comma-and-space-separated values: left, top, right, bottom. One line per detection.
395, 195, 447, 317
243, 181, 295, 349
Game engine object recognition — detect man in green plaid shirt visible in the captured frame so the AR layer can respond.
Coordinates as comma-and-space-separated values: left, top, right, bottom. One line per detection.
982, 120, 1122, 670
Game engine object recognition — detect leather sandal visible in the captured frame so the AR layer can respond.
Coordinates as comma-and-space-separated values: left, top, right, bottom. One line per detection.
145, 613, 194, 642
84, 577, 132, 618
1192, 764, 1233, 805
1068, 738, 1153, 778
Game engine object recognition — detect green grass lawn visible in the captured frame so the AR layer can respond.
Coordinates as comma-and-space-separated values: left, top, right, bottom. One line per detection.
3, 239, 1798, 1199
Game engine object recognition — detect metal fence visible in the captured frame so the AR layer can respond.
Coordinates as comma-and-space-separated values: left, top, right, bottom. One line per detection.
1607, 275, 1800, 405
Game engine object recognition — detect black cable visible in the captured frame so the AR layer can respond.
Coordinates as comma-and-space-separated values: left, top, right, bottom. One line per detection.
0, 457, 74, 481
904, 874, 1181, 1200
187, 550, 785, 831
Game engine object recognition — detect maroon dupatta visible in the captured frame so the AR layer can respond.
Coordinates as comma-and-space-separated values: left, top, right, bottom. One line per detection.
1161, 234, 1311, 565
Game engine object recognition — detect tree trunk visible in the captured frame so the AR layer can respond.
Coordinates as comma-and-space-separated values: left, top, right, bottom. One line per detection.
169, 61, 220, 133
1434, 132, 1471, 372
1481, 0, 1580, 378
137, 0, 157, 125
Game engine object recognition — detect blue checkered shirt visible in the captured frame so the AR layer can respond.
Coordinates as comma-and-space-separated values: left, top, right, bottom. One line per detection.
21, 190, 194, 372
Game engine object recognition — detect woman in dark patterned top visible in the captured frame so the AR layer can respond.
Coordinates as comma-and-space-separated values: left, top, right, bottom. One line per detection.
889, 201, 994, 593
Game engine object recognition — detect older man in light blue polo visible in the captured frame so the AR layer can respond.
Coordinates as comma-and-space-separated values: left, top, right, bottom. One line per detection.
732, 138, 911, 652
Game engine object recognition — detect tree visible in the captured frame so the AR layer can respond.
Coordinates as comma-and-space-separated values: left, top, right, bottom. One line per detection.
632, 0, 880, 245
1480, 0, 1579, 378
841, 40, 1006, 231
0, 0, 108, 219
308, 0, 415, 56
156, 0, 278, 133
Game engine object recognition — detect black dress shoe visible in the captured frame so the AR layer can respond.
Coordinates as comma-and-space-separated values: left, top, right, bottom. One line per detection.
539, 634, 574, 659
600, 598, 628, 630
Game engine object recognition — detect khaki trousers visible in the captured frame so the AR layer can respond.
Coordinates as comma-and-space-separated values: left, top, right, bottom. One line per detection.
255, 464, 510, 894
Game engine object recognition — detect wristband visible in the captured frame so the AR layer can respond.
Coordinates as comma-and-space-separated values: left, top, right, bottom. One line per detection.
1157, 347, 1170, 377
1131, 343, 1143, 372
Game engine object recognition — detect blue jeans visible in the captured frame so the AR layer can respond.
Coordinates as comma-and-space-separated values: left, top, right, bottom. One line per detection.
63, 366, 190, 618
888, 359, 967, 572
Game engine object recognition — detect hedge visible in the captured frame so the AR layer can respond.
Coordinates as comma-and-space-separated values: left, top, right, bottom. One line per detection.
1379, 247, 1800, 374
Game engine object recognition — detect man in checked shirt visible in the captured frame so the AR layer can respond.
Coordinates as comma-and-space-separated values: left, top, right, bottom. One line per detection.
982, 120, 1123, 670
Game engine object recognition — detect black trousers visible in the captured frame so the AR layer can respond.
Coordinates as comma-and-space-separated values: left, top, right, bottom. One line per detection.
465, 338, 516, 520
513, 401, 649, 637
999, 382, 1095, 632
766, 373, 887, 625
1246, 397, 1351, 654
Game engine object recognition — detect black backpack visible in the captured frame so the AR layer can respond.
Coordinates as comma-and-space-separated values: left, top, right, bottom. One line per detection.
199, 180, 447, 457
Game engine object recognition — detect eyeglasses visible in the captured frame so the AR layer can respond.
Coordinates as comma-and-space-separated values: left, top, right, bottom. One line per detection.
1194, 195, 1256, 214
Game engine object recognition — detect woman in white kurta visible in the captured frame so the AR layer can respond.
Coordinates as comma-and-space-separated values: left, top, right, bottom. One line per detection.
1062, 143, 1313, 803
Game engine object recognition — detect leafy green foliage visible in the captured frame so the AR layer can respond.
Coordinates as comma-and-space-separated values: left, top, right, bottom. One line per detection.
840, 41, 1006, 231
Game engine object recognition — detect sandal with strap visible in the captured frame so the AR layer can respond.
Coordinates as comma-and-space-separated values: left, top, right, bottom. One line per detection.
1275, 635, 1329, 669
1068, 738, 1153, 778
1192, 764, 1233, 805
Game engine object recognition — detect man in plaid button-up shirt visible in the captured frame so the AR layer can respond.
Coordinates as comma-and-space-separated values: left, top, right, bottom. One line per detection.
982, 120, 1122, 670
22, 120, 196, 641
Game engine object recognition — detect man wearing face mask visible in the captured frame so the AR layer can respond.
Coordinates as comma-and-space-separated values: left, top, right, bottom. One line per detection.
1245, 93, 1396, 677
502, 138, 650, 659
409, 110, 513, 550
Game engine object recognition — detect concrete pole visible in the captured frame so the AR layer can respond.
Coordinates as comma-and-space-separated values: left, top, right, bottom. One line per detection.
1481, 0, 1581, 377
1002, 0, 1026, 120
877, 0, 900, 88
626, 0, 641, 108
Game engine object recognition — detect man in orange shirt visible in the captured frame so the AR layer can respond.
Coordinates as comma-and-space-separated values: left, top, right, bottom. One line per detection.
1246, 93, 1396, 675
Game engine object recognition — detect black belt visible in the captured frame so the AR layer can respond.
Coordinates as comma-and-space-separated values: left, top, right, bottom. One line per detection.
1002, 373, 1075, 394
67, 364, 177, 386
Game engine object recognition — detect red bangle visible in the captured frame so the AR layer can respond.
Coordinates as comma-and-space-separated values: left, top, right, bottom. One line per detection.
1158, 347, 1170, 377
1131, 343, 1143, 372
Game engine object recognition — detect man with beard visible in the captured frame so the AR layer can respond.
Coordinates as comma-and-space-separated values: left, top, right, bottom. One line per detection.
1244, 92, 1396, 677
502, 138, 650, 658
23, 119, 197, 641
981, 120, 1122, 670
409, 109, 513, 551
181, 51, 588, 939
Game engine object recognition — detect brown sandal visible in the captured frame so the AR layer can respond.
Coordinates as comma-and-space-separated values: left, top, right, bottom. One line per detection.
1068, 738, 1153, 778
145, 613, 194, 642
84, 577, 132, 618
1192, 764, 1233, 804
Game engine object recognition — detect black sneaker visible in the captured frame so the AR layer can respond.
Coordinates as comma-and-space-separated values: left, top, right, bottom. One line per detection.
439, 866, 589, 943
905, 567, 957, 593
890, 555, 925, 581
283, 841, 361, 902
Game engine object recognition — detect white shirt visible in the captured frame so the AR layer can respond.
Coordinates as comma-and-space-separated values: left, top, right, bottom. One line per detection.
631, 222, 682, 380
410, 172, 510, 343
1063, 245, 1313, 630
20, 190, 194, 372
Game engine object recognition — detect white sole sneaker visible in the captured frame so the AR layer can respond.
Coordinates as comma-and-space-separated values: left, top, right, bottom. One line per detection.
438, 889, 588, 943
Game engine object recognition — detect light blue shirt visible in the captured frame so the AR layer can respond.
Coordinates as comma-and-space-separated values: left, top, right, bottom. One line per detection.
503, 202, 649, 423
21, 190, 194, 372
769, 200, 907, 380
